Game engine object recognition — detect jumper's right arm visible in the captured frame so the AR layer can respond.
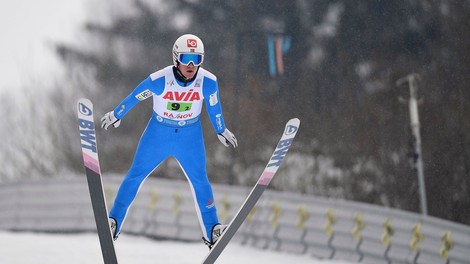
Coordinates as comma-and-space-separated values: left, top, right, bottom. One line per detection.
101, 76, 164, 130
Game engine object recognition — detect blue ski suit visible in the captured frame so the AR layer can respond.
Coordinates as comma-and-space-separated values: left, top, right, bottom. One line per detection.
109, 65, 227, 241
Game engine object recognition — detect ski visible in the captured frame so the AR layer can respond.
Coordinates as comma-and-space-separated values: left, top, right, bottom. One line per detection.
77, 98, 118, 264
202, 118, 300, 264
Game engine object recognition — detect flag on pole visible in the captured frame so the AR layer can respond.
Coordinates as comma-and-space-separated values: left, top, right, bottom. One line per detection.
267, 34, 291, 77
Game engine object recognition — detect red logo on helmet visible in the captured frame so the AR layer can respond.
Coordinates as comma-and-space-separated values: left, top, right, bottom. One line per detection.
187, 39, 197, 48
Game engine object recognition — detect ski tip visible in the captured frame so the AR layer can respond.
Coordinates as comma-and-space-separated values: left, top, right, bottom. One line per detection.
283, 118, 300, 137
77, 98, 94, 117
78, 98, 92, 105
287, 118, 300, 127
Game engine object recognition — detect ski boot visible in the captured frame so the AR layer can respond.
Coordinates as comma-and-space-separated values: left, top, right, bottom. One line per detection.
203, 223, 228, 249
109, 217, 119, 241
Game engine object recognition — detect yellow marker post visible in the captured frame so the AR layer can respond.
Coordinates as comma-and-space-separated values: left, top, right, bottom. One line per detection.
148, 188, 160, 211
104, 186, 115, 211
352, 213, 365, 241
352, 213, 365, 261
172, 189, 182, 216
219, 196, 231, 223
410, 223, 424, 252
296, 204, 310, 230
324, 209, 337, 258
324, 209, 336, 237
247, 206, 257, 223
440, 231, 453, 262
409, 223, 424, 264
381, 218, 394, 247
269, 202, 282, 228
381, 218, 394, 264
296, 204, 310, 254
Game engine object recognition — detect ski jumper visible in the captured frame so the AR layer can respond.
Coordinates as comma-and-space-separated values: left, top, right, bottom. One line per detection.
109, 65, 226, 241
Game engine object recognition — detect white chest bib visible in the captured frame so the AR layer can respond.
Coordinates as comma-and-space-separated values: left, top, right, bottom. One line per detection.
153, 68, 205, 124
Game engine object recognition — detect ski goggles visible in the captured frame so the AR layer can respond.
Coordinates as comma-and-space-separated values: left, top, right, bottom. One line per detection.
178, 53, 204, 66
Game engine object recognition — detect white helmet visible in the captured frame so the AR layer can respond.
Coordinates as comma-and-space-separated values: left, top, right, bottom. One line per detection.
172, 34, 205, 67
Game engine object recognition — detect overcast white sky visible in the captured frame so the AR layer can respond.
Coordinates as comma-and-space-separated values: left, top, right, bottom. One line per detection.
0, 0, 89, 91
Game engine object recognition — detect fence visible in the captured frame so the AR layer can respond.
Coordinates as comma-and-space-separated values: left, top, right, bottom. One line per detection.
0, 176, 469, 264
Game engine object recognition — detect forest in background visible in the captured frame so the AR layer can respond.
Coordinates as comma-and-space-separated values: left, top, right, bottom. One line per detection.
1, 0, 469, 225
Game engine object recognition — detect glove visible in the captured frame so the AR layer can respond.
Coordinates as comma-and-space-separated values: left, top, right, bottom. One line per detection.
101, 110, 121, 130
217, 128, 238, 148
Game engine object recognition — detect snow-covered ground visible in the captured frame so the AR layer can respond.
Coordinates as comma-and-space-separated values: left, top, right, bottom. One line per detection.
0, 231, 355, 264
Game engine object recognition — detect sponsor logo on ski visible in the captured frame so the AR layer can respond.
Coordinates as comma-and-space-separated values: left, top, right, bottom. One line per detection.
79, 119, 97, 153
267, 138, 293, 168
78, 100, 97, 153
78, 102, 92, 116
284, 125, 298, 135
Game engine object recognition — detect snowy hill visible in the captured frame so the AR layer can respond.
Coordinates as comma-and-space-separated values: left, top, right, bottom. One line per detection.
0, 231, 355, 264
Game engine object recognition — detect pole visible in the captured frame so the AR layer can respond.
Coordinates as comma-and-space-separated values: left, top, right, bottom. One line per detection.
396, 73, 428, 215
